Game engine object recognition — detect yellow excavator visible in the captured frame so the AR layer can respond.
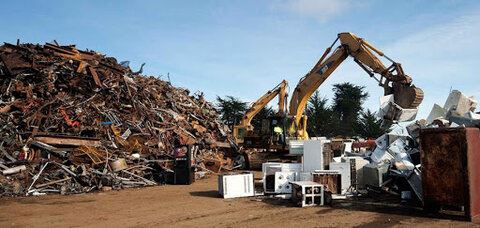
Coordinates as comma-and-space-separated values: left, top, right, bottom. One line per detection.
233, 80, 288, 144
239, 32, 424, 167
288, 32, 423, 140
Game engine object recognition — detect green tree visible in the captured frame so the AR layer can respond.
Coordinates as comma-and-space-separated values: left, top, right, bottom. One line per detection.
216, 96, 247, 128
356, 109, 384, 138
331, 82, 369, 137
251, 106, 275, 131
306, 91, 334, 137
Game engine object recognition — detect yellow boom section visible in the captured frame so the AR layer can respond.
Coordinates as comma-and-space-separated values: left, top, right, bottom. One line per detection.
288, 32, 424, 139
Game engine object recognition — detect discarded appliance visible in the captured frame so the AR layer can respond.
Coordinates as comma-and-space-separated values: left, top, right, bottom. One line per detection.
341, 157, 369, 190
173, 145, 196, 185
426, 90, 478, 126
443, 90, 477, 116
218, 172, 254, 199
420, 127, 480, 223
361, 163, 389, 188
322, 143, 334, 169
312, 170, 341, 194
288, 140, 305, 155
262, 162, 301, 194
343, 141, 353, 153
271, 171, 296, 194
329, 162, 351, 194
291, 181, 324, 207
303, 140, 326, 172
297, 172, 313, 181
426, 104, 447, 124
378, 95, 418, 122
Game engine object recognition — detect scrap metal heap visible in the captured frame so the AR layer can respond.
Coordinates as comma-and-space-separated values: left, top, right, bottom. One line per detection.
0, 42, 233, 196
363, 90, 479, 202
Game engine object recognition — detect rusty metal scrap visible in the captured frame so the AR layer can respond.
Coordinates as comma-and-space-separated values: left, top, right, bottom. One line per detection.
0, 41, 235, 197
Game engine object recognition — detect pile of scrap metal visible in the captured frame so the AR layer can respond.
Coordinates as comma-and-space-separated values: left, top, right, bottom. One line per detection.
0, 41, 234, 196
363, 90, 479, 202
365, 120, 424, 202
298, 95, 426, 201
426, 90, 479, 128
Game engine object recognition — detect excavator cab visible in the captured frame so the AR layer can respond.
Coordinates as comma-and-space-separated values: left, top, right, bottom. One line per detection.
233, 126, 248, 144
233, 80, 288, 144
243, 116, 288, 151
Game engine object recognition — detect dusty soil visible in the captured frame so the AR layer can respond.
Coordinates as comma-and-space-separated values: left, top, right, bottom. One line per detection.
0, 174, 477, 228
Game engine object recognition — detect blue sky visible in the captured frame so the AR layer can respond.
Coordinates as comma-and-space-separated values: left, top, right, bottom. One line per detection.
1, 0, 479, 118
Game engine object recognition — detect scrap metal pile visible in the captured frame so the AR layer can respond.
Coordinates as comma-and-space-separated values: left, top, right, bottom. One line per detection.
0, 41, 233, 196
364, 90, 479, 202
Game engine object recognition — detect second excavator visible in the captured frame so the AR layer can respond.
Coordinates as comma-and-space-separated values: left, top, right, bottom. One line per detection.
233, 80, 288, 144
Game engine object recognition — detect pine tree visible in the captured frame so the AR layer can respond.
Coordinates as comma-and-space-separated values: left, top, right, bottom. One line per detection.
215, 96, 247, 128
331, 83, 369, 137
306, 91, 334, 137
356, 109, 384, 138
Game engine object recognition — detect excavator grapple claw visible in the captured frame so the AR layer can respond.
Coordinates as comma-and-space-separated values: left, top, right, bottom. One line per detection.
391, 83, 424, 109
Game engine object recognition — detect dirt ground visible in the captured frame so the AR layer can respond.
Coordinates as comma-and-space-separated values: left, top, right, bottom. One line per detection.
0, 174, 478, 228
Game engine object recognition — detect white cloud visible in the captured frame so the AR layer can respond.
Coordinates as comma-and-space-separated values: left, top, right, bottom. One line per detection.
274, 0, 356, 22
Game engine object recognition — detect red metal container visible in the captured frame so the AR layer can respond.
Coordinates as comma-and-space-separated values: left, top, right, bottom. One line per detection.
420, 127, 480, 223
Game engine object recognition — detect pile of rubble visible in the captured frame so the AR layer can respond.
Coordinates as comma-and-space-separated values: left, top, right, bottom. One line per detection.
0, 41, 233, 196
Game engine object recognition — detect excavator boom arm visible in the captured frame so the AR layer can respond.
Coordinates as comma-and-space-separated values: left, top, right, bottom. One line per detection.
240, 79, 288, 127
288, 32, 424, 138
289, 45, 348, 128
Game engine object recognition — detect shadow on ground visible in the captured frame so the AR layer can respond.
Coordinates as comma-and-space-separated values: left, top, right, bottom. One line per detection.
333, 196, 469, 222
189, 190, 222, 198
258, 193, 469, 223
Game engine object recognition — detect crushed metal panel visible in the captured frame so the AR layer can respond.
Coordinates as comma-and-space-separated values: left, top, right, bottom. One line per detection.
426, 104, 446, 124
449, 116, 480, 128
405, 168, 423, 202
